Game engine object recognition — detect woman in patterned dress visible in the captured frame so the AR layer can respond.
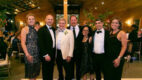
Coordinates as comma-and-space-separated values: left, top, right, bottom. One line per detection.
21, 13, 40, 80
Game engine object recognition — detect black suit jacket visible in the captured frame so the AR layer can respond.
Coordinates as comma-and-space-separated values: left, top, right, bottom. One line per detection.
91, 29, 110, 54
37, 25, 55, 61
67, 26, 82, 50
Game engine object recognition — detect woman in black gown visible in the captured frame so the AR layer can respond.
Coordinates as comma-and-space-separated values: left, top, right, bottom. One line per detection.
108, 18, 127, 80
80, 25, 94, 80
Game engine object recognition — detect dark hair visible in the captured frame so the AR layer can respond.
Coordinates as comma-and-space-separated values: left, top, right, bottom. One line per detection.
35, 21, 40, 25
111, 17, 122, 30
70, 15, 78, 20
81, 25, 92, 37
95, 18, 103, 22
132, 24, 138, 29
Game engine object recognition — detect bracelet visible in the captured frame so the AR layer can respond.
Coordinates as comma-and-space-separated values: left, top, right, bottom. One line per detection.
117, 56, 122, 59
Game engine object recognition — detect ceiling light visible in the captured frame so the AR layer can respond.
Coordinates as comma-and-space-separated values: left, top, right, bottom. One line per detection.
20, 21, 24, 26
37, 7, 40, 9
101, 2, 104, 5
14, 12, 18, 14
31, 4, 36, 8
40, 22, 45, 26
125, 19, 133, 26
94, 7, 97, 10
6, 12, 10, 14
11, 20, 14, 23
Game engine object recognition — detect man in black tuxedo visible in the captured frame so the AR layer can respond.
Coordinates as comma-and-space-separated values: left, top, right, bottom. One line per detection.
91, 19, 110, 80
67, 15, 82, 80
38, 14, 55, 80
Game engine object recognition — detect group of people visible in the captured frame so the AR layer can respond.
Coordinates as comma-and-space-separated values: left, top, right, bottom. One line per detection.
20, 13, 128, 80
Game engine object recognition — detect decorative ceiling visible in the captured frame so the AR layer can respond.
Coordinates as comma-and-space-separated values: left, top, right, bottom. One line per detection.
1, 0, 142, 15
0, 0, 39, 15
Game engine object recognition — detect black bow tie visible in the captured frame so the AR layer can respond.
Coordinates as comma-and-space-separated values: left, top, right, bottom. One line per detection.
49, 27, 52, 30
96, 30, 102, 34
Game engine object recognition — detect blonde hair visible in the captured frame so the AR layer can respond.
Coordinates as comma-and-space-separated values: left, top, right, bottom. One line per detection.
58, 18, 66, 23
26, 13, 35, 20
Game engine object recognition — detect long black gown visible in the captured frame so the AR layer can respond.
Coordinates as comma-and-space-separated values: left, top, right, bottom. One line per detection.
108, 31, 125, 80
80, 39, 93, 77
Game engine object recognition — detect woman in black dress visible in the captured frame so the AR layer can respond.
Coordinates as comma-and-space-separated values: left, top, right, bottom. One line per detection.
108, 18, 127, 80
80, 25, 94, 80
21, 13, 40, 80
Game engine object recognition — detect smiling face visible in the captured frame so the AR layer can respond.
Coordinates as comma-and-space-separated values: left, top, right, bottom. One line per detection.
82, 27, 89, 36
111, 19, 120, 30
59, 19, 66, 30
95, 20, 104, 30
45, 15, 54, 26
70, 16, 78, 27
27, 16, 35, 26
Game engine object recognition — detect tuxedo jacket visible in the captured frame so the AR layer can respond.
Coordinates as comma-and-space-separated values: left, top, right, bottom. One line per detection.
91, 29, 110, 54
56, 29, 74, 59
37, 25, 55, 61
67, 26, 82, 50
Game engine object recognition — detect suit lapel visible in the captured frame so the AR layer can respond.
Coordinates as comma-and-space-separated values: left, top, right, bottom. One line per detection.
44, 25, 53, 45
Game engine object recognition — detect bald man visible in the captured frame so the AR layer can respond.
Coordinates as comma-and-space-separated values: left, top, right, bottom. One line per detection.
38, 14, 56, 80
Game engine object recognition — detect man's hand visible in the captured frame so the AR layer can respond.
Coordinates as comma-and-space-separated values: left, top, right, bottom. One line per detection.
45, 55, 51, 61
66, 56, 71, 62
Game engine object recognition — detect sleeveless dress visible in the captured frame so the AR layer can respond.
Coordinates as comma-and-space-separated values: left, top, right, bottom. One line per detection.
80, 39, 93, 77
25, 26, 40, 78
108, 31, 125, 80
108, 31, 122, 60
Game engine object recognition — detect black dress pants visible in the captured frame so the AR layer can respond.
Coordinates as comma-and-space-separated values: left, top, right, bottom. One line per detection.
93, 53, 107, 80
56, 50, 72, 80
70, 50, 81, 80
42, 60, 54, 80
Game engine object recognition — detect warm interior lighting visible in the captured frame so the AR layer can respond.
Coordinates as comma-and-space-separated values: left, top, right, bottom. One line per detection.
101, 2, 104, 5
14, 12, 18, 14
20, 21, 24, 26
31, 4, 36, 8
125, 19, 133, 26
6, 12, 10, 14
11, 20, 14, 23
40, 22, 45, 26
15, 9, 20, 12
94, 7, 98, 10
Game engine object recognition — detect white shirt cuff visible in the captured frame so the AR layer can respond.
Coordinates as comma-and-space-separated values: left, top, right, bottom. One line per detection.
43, 54, 49, 57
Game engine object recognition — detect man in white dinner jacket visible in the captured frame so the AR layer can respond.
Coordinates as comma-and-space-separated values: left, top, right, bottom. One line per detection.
56, 18, 74, 80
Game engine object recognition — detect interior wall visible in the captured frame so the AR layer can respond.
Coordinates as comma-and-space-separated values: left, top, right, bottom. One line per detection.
15, 0, 55, 29
79, 1, 142, 32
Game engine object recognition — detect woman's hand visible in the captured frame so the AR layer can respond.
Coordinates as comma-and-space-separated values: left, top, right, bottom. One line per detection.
26, 54, 33, 63
113, 58, 121, 68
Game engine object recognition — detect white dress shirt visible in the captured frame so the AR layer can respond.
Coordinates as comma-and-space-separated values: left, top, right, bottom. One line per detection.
70, 25, 80, 38
93, 28, 105, 54
46, 25, 55, 48
57, 31, 64, 50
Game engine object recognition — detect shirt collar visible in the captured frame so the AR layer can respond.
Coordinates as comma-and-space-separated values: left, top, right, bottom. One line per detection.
71, 24, 79, 30
46, 24, 52, 29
